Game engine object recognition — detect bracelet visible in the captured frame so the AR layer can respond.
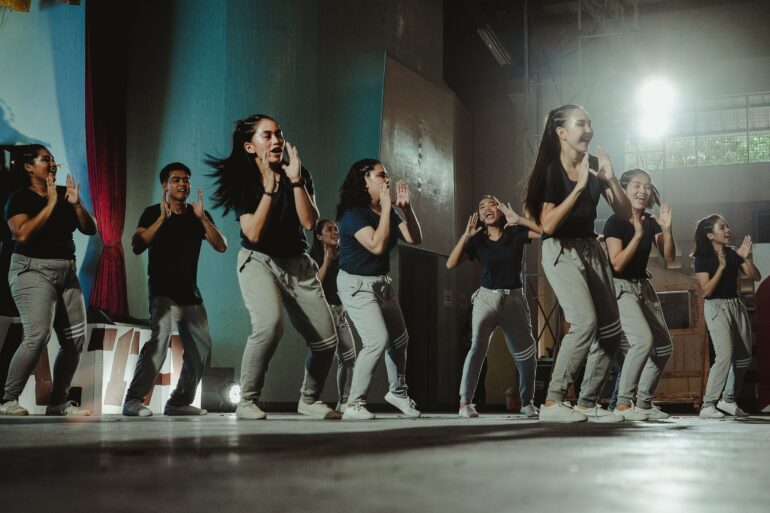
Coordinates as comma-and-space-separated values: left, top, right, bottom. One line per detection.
291, 177, 306, 188
263, 191, 276, 197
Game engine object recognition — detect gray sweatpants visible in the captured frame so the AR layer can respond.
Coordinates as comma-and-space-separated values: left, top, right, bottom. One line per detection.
125, 296, 212, 406
237, 248, 337, 403
614, 278, 673, 409
3, 254, 87, 405
541, 237, 622, 406
330, 303, 356, 403
460, 287, 537, 404
702, 297, 752, 407
337, 270, 409, 406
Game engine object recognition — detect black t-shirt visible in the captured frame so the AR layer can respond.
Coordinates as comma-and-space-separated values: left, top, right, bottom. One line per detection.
4, 186, 78, 259
234, 167, 315, 257
311, 252, 341, 306
338, 207, 402, 276
603, 213, 662, 280
138, 204, 214, 305
464, 226, 532, 289
542, 158, 609, 240
693, 246, 744, 300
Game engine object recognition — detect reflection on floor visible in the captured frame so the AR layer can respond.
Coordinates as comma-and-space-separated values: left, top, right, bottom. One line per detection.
1, 413, 769, 513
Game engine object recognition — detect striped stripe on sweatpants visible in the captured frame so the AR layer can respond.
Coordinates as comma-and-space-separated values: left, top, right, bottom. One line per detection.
702, 297, 753, 407
330, 304, 356, 404
337, 270, 409, 406
460, 287, 537, 404
614, 278, 673, 409
541, 237, 622, 407
3, 254, 87, 405
237, 248, 337, 403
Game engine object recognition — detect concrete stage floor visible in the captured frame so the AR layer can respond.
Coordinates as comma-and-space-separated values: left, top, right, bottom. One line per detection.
1, 412, 769, 513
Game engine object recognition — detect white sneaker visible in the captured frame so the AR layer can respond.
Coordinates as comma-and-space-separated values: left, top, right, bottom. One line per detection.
164, 403, 207, 416
575, 404, 624, 423
384, 392, 421, 418
699, 405, 725, 419
123, 399, 153, 417
539, 401, 587, 423
614, 403, 648, 421
521, 402, 539, 418
342, 403, 375, 420
336, 402, 347, 414
459, 404, 479, 418
0, 400, 29, 416
236, 401, 267, 420
297, 400, 342, 419
717, 400, 750, 418
636, 405, 669, 420
46, 401, 91, 417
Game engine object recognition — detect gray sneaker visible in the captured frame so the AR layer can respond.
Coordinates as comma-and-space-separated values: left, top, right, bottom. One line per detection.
699, 405, 725, 419
236, 401, 267, 420
574, 404, 624, 423
636, 405, 669, 420
164, 403, 207, 416
385, 392, 421, 418
123, 399, 153, 417
298, 399, 342, 419
521, 402, 540, 418
717, 400, 749, 418
46, 401, 91, 417
459, 404, 479, 418
0, 400, 29, 416
539, 401, 587, 423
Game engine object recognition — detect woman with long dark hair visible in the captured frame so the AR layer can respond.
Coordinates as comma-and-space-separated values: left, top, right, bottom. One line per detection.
446, 195, 541, 418
603, 169, 676, 420
335, 158, 422, 420
523, 105, 631, 422
692, 214, 760, 418
209, 114, 339, 420
309, 219, 356, 413
0, 145, 96, 416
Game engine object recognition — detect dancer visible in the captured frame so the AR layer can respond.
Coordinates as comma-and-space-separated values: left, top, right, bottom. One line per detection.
335, 159, 422, 420
446, 196, 541, 418
123, 162, 227, 417
0, 145, 96, 416
309, 219, 356, 413
523, 104, 631, 422
692, 214, 760, 418
209, 114, 339, 420
603, 169, 676, 420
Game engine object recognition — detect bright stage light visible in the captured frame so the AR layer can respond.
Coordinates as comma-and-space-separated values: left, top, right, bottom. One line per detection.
637, 78, 676, 139
224, 382, 241, 405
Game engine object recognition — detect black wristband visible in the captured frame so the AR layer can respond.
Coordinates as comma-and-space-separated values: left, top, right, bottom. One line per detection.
291, 177, 306, 188
263, 191, 276, 197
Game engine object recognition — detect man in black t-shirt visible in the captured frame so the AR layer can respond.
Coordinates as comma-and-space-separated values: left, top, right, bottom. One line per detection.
123, 163, 227, 417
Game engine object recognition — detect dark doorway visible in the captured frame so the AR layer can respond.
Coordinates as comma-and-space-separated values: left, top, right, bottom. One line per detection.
399, 246, 439, 411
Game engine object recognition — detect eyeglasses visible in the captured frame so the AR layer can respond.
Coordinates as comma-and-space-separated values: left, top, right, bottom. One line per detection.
34, 155, 63, 169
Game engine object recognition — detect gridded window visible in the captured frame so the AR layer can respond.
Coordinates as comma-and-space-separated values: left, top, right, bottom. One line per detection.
666, 137, 697, 168
697, 134, 748, 166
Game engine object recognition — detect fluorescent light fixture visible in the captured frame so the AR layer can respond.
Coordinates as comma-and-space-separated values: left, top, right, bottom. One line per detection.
477, 24, 512, 66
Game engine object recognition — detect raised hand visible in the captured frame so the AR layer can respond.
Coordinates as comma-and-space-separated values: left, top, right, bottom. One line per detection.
255, 147, 271, 176
499, 202, 521, 226
631, 210, 645, 239
595, 146, 615, 182
193, 187, 205, 219
323, 244, 338, 264
651, 202, 672, 231
282, 142, 302, 182
158, 185, 171, 221
65, 174, 79, 205
576, 152, 591, 190
395, 180, 410, 209
464, 213, 483, 239
263, 168, 280, 195
736, 235, 753, 259
379, 182, 392, 210
46, 174, 58, 207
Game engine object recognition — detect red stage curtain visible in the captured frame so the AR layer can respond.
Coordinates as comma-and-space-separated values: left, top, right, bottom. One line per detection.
85, 1, 128, 321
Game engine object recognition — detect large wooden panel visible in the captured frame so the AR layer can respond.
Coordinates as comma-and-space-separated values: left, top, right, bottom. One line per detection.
381, 56, 456, 255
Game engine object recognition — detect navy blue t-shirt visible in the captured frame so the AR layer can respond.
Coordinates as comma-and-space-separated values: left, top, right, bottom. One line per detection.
464, 226, 531, 290
234, 167, 315, 258
693, 246, 744, 300
542, 157, 609, 240
338, 207, 402, 276
4, 186, 78, 259
603, 213, 662, 280
311, 251, 341, 306
138, 204, 214, 306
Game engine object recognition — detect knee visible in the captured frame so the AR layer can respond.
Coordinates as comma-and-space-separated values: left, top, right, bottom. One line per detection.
250, 318, 283, 344
570, 317, 598, 341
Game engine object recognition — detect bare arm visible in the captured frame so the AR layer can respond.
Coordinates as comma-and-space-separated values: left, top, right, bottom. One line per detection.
696, 251, 727, 298
652, 203, 676, 263
446, 213, 481, 270
606, 212, 644, 273
7, 178, 58, 245
283, 143, 318, 230
353, 183, 393, 255
192, 189, 226, 252
736, 236, 762, 281
66, 175, 97, 235
395, 181, 421, 244
540, 153, 591, 236
595, 148, 632, 220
